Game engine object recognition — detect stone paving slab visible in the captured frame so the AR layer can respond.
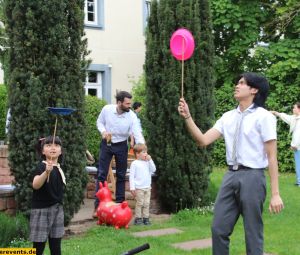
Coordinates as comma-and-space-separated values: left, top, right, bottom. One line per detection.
172, 238, 274, 255
172, 238, 212, 251
132, 228, 183, 237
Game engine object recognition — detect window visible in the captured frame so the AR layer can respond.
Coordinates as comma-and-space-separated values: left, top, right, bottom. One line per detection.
145, 0, 151, 20
85, 0, 97, 25
87, 88, 97, 96
84, 71, 102, 98
84, 64, 112, 103
143, 0, 151, 31
84, 0, 104, 29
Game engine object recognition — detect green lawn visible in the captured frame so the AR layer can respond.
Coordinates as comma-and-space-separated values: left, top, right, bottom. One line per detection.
51, 168, 300, 255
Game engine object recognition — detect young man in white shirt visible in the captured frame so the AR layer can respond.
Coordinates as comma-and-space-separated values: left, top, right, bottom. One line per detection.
178, 72, 284, 255
94, 91, 145, 217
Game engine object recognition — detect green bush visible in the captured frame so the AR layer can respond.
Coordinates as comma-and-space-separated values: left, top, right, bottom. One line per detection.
9, 238, 31, 248
0, 85, 7, 140
0, 212, 29, 247
130, 74, 147, 138
252, 41, 300, 172
84, 95, 107, 163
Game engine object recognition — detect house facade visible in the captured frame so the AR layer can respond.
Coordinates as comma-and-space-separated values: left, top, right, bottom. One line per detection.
83, 0, 151, 103
0, 1, 150, 103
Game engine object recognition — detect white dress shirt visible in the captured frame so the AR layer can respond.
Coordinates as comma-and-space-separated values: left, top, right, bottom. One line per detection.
129, 159, 156, 190
5, 108, 10, 134
213, 105, 277, 168
277, 113, 300, 150
135, 113, 142, 133
97, 104, 145, 144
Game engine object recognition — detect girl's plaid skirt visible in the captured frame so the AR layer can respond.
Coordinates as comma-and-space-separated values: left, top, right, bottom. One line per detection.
30, 203, 64, 242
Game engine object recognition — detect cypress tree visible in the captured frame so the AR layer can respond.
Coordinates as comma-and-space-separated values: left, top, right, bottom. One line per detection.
4, 0, 88, 225
145, 0, 214, 211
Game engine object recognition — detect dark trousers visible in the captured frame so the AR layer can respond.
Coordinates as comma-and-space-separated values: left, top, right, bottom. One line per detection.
94, 140, 128, 208
211, 169, 266, 255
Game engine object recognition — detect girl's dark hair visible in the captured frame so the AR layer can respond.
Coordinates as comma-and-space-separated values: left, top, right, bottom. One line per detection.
295, 102, 300, 109
236, 72, 270, 108
37, 136, 63, 163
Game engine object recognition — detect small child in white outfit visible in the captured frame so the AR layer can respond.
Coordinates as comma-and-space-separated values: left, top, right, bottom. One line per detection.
129, 143, 156, 225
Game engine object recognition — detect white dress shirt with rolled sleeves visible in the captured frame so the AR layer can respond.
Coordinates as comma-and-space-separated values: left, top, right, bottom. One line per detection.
97, 104, 145, 144
213, 105, 277, 168
277, 113, 300, 150
129, 159, 156, 190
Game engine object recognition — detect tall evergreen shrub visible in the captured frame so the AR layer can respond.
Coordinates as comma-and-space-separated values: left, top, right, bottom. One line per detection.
145, 0, 214, 211
4, 0, 89, 225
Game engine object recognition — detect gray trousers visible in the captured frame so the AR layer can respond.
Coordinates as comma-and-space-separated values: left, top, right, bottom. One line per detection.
211, 169, 266, 255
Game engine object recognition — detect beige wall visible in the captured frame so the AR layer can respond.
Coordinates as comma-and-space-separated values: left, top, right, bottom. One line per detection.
85, 0, 146, 102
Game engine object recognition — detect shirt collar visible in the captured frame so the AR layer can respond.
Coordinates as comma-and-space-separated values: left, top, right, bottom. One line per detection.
237, 103, 255, 114
113, 105, 118, 114
113, 105, 128, 117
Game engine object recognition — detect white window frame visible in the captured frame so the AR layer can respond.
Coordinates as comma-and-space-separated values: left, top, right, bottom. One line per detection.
143, 0, 151, 31
84, 0, 104, 29
85, 0, 98, 25
145, 0, 151, 20
86, 64, 111, 103
84, 71, 102, 98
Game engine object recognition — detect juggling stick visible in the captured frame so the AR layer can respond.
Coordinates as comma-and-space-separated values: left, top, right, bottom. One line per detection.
170, 28, 195, 98
47, 116, 58, 182
47, 107, 76, 182
181, 37, 185, 98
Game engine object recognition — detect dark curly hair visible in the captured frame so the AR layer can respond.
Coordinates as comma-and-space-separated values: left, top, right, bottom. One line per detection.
132, 102, 142, 110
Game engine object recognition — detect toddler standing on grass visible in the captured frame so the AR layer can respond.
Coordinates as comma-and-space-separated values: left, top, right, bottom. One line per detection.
130, 143, 156, 225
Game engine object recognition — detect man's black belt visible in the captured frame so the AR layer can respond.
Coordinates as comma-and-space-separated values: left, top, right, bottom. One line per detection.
104, 140, 127, 145
228, 165, 264, 171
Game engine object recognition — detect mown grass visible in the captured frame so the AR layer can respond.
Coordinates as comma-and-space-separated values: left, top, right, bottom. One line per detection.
45, 168, 300, 255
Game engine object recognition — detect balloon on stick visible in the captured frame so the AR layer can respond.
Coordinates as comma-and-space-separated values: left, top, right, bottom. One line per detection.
46, 107, 76, 182
170, 28, 195, 98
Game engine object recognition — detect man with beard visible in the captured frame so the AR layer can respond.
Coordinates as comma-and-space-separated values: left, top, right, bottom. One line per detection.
93, 91, 145, 217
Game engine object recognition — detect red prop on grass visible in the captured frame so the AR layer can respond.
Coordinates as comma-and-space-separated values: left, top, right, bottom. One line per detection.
96, 181, 132, 229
